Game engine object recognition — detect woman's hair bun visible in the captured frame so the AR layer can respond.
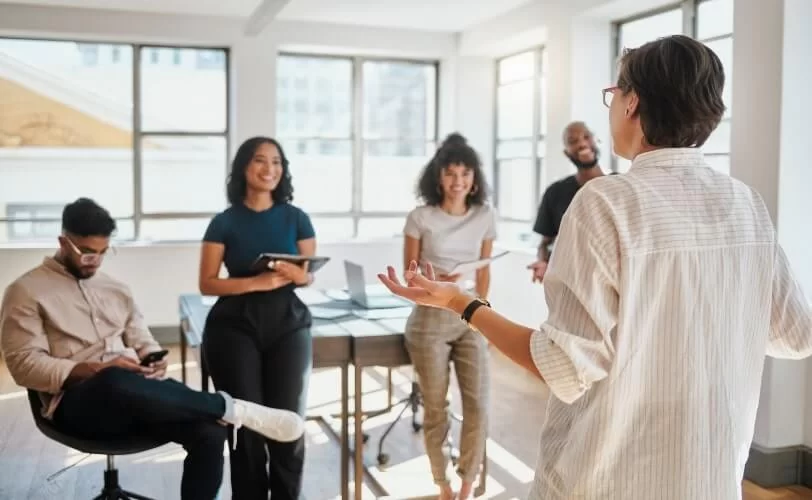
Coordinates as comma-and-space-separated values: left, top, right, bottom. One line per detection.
440, 132, 467, 148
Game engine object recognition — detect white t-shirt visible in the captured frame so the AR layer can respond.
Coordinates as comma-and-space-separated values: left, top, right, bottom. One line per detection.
403, 204, 497, 277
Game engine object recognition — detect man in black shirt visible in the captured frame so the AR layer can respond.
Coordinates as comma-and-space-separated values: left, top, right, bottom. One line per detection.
528, 121, 607, 282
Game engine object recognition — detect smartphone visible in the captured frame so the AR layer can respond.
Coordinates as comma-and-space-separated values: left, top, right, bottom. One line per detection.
140, 349, 169, 366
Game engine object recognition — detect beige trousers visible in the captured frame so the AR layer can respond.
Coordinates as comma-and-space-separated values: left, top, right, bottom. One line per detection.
405, 305, 490, 485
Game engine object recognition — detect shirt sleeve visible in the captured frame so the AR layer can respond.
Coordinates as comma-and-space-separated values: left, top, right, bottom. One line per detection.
403, 209, 422, 239
202, 213, 226, 244
0, 282, 78, 394
533, 187, 556, 237
122, 286, 163, 359
529, 186, 620, 404
296, 208, 316, 241
767, 244, 812, 359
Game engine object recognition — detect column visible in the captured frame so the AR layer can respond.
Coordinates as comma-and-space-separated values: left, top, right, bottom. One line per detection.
232, 32, 278, 143
542, 12, 613, 187
730, 0, 812, 487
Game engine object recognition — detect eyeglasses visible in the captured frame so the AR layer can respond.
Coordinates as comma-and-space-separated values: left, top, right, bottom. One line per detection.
64, 236, 115, 266
602, 86, 619, 108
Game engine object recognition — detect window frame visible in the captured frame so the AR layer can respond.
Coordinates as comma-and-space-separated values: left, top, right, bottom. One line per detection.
610, 0, 733, 173
276, 52, 440, 239
0, 35, 231, 243
492, 46, 545, 229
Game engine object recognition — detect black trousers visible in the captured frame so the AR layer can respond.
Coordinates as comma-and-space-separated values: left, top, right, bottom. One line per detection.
53, 366, 228, 500
203, 289, 312, 500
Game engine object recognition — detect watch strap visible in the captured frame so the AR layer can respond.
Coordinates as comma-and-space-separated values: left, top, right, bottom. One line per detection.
461, 297, 490, 324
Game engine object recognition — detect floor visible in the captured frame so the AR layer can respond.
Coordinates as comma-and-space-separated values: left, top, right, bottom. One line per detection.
0, 346, 809, 499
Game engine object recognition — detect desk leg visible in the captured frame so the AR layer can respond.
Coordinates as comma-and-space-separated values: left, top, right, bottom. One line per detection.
179, 325, 187, 385
341, 364, 349, 500
354, 363, 364, 500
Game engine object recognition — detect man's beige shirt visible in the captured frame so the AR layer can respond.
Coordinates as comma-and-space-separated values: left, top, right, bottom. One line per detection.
0, 257, 161, 418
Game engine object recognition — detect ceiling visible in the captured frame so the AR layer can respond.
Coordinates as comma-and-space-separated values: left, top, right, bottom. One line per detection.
0, 0, 535, 32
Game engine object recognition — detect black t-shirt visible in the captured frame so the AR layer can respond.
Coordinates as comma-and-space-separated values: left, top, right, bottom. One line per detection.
533, 175, 582, 238
533, 172, 618, 238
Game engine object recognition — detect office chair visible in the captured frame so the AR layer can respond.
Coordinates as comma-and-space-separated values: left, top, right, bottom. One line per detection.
27, 390, 167, 500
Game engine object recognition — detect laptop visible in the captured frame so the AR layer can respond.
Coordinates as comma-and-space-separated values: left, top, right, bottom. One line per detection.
344, 260, 411, 309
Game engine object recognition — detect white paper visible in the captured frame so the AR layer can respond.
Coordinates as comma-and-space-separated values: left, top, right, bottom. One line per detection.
447, 251, 509, 275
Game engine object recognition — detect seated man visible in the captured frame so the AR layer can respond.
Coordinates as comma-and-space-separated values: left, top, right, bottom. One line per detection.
0, 197, 305, 500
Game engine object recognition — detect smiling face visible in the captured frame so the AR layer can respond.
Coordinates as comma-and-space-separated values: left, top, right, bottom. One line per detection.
245, 142, 283, 194
563, 122, 600, 169
439, 162, 475, 203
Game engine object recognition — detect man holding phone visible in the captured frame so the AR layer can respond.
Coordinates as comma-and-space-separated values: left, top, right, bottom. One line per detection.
0, 198, 306, 500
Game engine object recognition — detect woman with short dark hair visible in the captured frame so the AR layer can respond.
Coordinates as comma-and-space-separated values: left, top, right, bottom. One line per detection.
373, 35, 812, 500
198, 136, 315, 500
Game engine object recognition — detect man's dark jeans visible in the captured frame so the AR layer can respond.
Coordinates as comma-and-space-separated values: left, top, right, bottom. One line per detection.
53, 366, 228, 500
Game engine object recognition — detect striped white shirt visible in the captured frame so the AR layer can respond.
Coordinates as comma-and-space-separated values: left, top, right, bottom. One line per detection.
528, 148, 812, 499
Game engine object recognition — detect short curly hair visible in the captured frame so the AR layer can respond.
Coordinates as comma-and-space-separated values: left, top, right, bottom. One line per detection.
416, 133, 489, 207
226, 136, 294, 205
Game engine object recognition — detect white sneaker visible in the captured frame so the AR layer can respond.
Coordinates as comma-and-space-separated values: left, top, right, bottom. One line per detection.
223, 399, 305, 443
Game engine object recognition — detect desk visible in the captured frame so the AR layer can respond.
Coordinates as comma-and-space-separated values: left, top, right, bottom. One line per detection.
178, 292, 412, 500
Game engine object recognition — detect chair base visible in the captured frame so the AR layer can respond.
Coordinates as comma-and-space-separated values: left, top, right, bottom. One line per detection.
92, 469, 154, 500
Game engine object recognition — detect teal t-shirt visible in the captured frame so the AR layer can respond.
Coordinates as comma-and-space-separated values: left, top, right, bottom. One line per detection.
203, 203, 315, 278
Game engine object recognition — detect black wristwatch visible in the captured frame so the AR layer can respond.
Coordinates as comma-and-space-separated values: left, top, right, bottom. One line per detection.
461, 297, 490, 325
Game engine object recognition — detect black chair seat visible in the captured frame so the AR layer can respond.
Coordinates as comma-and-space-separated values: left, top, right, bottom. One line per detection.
27, 390, 166, 455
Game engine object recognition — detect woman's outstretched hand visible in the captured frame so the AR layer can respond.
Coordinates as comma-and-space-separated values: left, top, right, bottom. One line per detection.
377, 260, 472, 312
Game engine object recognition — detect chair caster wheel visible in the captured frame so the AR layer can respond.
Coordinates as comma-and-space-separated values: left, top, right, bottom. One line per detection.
377, 453, 389, 466
412, 422, 422, 432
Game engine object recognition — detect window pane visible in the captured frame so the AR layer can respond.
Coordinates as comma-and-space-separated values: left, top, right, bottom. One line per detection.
704, 154, 730, 174
140, 47, 227, 133
496, 220, 538, 247
704, 37, 733, 118
703, 119, 730, 154
697, 0, 734, 39
141, 135, 226, 213
362, 140, 432, 212
140, 217, 211, 242
496, 139, 532, 160
357, 217, 407, 240
281, 138, 352, 213
618, 8, 683, 50
498, 51, 534, 84
0, 39, 134, 221
310, 217, 354, 242
362, 61, 436, 140
0, 219, 133, 243
277, 55, 352, 138
497, 158, 535, 220
497, 80, 534, 139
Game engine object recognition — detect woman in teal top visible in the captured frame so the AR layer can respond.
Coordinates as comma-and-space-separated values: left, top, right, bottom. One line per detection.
198, 136, 315, 500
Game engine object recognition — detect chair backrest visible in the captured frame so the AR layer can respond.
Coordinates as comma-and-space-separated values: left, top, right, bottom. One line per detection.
26, 389, 45, 421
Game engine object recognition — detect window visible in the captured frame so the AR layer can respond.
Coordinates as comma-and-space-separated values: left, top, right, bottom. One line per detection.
696, 0, 733, 174
0, 37, 229, 243
276, 54, 438, 240
494, 48, 545, 245
611, 0, 734, 174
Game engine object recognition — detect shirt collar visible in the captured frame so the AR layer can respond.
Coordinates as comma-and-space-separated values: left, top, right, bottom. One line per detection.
42, 255, 77, 280
629, 147, 706, 170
